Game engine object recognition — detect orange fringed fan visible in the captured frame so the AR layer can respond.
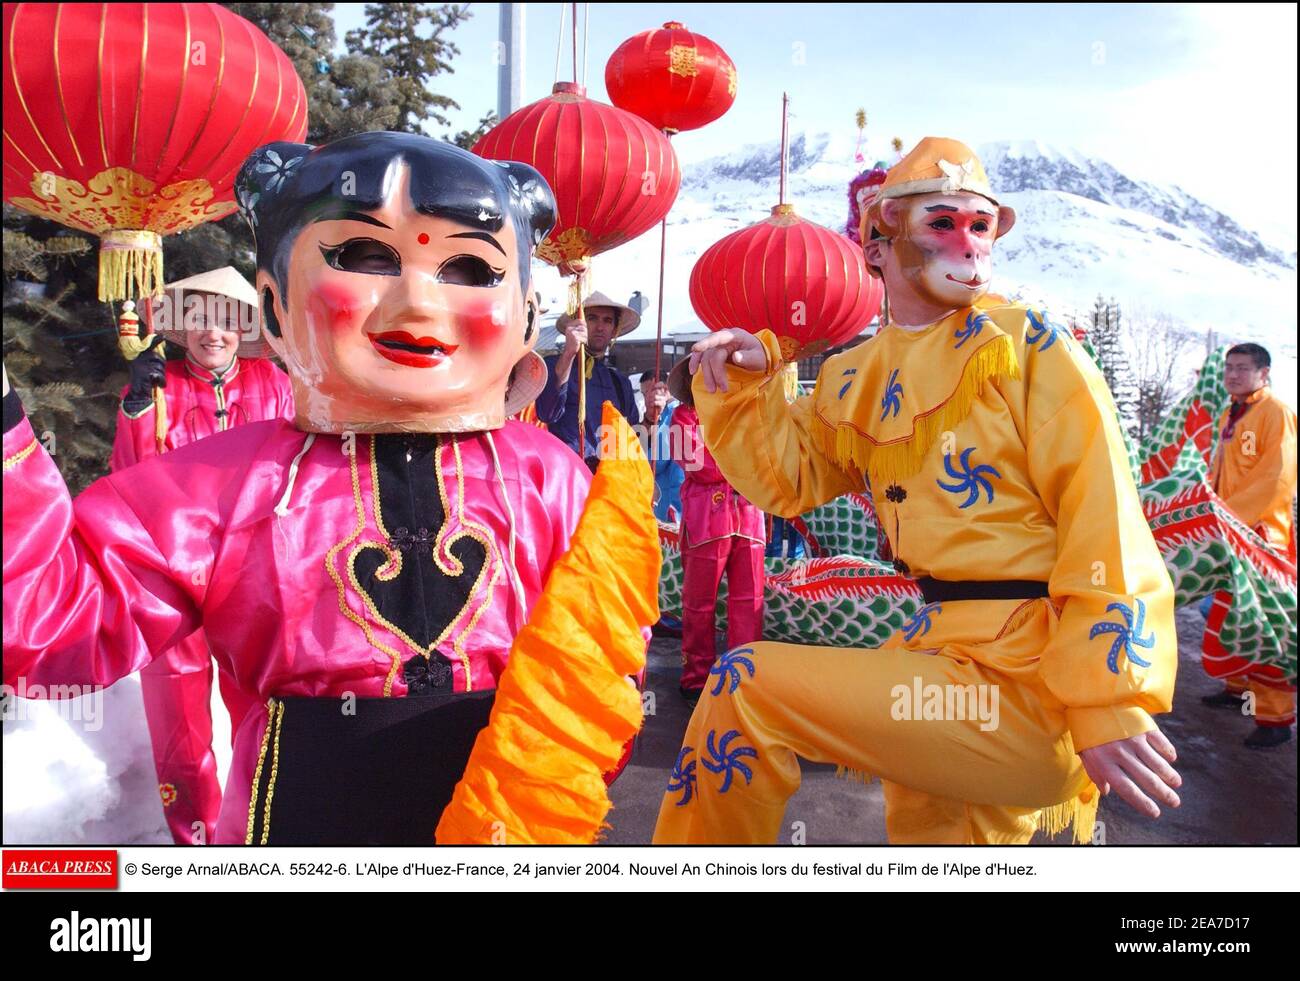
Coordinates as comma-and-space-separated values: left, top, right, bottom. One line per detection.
436, 404, 660, 844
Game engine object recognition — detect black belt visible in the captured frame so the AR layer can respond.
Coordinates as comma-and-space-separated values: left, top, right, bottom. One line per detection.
245, 691, 495, 845
916, 577, 1051, 604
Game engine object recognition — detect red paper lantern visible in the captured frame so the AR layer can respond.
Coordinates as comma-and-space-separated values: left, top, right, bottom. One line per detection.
689, 204, 884, 361
605, 21, 737, 134
2, 2, 308, 300
473, 82, 681, 279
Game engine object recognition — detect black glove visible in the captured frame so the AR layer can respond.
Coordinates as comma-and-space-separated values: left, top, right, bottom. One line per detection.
123, 336, 167, 413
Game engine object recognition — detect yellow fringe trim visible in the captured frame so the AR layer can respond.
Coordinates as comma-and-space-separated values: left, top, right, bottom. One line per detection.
154, 386, 168, 455
834, 764, 876, 785
821, 334, 1021, 484
98, 230, 164, 303
1036, 788, 1101, 845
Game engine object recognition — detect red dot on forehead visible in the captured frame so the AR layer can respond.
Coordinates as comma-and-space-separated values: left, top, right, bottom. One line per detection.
417, 232, 430, 245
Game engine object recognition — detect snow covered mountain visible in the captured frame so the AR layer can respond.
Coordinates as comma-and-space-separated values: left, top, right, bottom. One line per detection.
533, 131, 1296, 406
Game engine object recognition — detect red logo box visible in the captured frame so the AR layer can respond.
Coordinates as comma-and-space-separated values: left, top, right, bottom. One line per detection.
3, 850, 118, 890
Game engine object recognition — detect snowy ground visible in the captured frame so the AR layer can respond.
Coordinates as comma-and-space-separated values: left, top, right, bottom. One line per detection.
2, 673, 232, 845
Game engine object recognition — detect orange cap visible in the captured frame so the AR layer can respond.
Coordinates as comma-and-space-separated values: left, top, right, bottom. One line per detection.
862, 137, 997, 242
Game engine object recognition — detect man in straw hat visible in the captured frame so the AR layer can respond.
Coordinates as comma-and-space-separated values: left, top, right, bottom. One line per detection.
655, 137, 1180, 844
108, 266, 293, 845
3, 132, 655, 844
536, 291, 642, 467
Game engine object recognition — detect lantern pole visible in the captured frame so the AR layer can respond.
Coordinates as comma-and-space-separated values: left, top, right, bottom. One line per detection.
779, 92, 790, 205
650, 173, 669, 470
572, 0, 586, 459
496, 4, 525, 122
571, 2, 579, 82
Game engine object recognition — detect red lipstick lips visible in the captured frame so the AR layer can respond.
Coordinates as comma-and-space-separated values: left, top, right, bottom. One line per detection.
945, 273, 985, 288
369, 330, 458, 368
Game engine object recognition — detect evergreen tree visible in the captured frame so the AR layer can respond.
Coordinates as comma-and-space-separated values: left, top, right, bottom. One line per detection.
2, 209, 125, 494
450, 110, 499, 151
1089, 294, 1137, 430
347, 3, 473, 133
222, 3, 401, 142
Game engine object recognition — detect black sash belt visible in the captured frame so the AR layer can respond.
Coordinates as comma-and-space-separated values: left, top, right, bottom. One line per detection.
916, 577, 1051, 605
246, 691, 495, 846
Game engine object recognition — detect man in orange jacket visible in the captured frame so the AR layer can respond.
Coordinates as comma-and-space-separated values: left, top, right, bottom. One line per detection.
1201, 343, 1297, 748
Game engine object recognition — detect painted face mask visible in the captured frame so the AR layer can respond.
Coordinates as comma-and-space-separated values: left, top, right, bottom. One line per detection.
888, 191, 1005, 308
235, 132, 557, 433
864, 137, 1017, 312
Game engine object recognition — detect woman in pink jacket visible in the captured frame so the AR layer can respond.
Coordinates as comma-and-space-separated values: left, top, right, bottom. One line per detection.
109, 266, 293, 845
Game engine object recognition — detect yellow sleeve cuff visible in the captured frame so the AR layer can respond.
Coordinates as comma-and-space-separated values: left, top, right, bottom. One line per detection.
1068, 704, 1157, 753
692, 329, 783, 404
751, 330, 782, 376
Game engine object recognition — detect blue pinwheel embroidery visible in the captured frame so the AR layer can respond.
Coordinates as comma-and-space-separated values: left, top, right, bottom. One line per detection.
1090, 598, 1156, 674
954, 311, 990, 350
880, 369, 903, 421
709, 647, 756, 696
838, 368, 857, 400
667, 747, 698, 807
1026, 309, 1065, 352
902, 603, 943, 642
702, 729, 758, 793
936, 447, 1002, 508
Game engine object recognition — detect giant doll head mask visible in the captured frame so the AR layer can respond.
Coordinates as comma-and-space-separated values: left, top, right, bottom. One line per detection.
862, 137, 1016, 320
235, 132, 557, 433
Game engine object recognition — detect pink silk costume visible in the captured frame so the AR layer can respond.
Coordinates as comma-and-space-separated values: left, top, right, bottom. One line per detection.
110, 355, 294, 844
673, 405, 765, 691
3, 411, 590, 844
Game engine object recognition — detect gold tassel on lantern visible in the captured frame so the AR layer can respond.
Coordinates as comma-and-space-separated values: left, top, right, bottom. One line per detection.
99, 229, 164, 303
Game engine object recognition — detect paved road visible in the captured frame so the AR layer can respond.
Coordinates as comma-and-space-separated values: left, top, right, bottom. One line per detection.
604, 608, 1296, 845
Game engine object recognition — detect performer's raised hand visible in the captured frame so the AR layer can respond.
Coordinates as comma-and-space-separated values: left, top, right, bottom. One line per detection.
1079, 727, 1181, 819
687, 328, 767, 394
128, 335, 167, 389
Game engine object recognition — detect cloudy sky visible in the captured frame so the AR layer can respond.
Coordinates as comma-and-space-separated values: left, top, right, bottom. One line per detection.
331, 3, 1297, 250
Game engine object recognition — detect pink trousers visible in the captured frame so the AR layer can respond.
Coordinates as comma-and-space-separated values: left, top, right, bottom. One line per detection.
680, 536, 765, 691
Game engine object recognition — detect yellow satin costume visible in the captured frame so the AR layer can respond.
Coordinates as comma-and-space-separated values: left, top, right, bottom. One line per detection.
652, 302, 1177, 844
1210, 387, 1298, 726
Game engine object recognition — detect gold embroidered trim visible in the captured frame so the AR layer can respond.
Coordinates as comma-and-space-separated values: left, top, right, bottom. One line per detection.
324, 437, 406, 696
259, 699, 284, 845
444, 436, 500, 690
346, 436, 492, 684
327, 435, 501, 695
244, 698, 276, 844
3, 439, 39, 472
